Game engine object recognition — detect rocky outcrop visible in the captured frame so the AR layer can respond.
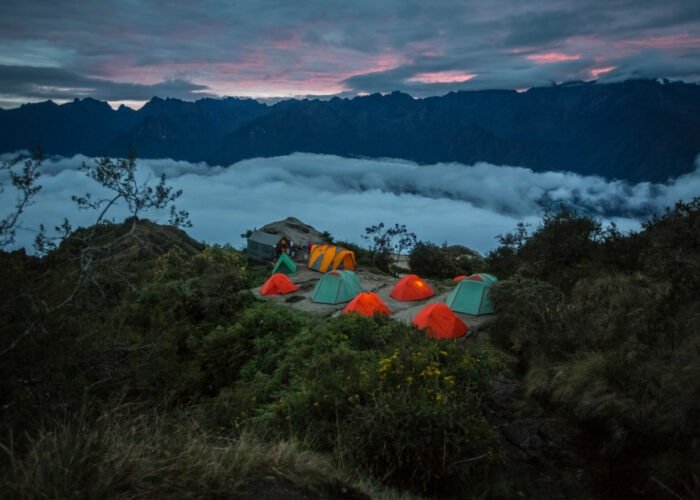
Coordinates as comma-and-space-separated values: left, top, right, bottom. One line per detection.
259, 217, 328, 249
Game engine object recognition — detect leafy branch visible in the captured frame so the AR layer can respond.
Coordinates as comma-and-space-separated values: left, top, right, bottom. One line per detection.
0, 147, 43, 248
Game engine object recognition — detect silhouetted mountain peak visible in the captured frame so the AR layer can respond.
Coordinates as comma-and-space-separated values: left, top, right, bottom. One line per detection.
1, 79, 698, 183
20, 100, 58, 110
67, 97, 112, 112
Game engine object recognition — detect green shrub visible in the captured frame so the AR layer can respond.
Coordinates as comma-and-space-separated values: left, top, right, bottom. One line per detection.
197, 304, 307, 397
487, 277, 569, 365
125, 245, 251, 335
408, 242, 456, 278
486, 210, 604, 291
409, 242, 482, 279
341, 338, 505, 494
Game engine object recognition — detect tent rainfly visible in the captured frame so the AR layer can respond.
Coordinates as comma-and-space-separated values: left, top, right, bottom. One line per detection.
390, 274, 435, 301
260, 273, 299, 296
308, 244, 356, 273
272, 253, 297, 275
342, 292, 391, 317
446, 275, 498, 315
453, 273, 497, 283
463, 273, 497, 284
311, 270, 362, 304
412, 303, 468, 340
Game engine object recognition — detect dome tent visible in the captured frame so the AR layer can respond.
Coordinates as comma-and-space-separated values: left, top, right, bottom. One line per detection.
260, 273, 299, 296
412, 303, 468, 340
390, 274, 435, 301
311, 270, 362, 304
453, 273, 496, 283
272, 253, 297, 275
446, 275, 498, 315
463, 273, 497, 284
342, 292, 391, 317
308, 244, 356, 273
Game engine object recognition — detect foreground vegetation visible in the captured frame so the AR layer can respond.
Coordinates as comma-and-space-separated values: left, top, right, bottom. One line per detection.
1, 197, 699, 497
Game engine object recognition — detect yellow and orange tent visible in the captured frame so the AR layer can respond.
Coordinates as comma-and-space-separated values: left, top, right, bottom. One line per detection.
390, 274, 435, 301
412, 303, 468, 340
342, 292, 391, 317
308, 244, 356, 273
260, 273, 299, 296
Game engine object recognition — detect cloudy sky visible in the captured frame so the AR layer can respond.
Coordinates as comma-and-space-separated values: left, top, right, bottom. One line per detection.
1, 0, 699, 108
4, 152, 699, 254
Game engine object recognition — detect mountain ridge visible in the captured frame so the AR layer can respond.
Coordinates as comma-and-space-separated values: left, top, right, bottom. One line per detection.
1, 79, 699, 182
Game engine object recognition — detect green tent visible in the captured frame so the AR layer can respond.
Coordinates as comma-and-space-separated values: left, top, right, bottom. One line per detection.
446, 278, 497, 315
311, 271, 362, 304
272, 253, 297, 275
469, 273, 497, 285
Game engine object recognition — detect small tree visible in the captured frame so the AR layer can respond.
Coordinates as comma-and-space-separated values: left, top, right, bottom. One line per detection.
35, 153, 190, 255
1, 152, 191, 357
362, 222, 417, 273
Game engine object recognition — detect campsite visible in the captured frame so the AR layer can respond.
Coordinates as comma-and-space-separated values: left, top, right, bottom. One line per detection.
2, 202, 699, 499
253, 264, 497, 334
249, 218, 498, 337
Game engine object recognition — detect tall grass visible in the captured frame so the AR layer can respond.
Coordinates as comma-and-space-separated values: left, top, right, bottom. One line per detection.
0, 404, 355, 499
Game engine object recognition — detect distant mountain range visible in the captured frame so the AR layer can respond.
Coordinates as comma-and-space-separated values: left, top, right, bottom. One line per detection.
1, 79, 699, 182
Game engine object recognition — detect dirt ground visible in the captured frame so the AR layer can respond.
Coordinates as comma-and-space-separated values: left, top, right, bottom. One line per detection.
251, 265, 496, 334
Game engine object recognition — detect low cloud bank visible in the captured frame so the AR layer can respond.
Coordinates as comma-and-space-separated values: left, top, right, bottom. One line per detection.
2, 152, 699, 254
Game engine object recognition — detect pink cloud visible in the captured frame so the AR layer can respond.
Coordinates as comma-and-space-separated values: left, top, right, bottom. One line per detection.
206, 79, 344, 97
590, 66, 616, 78
570, 33, 700, 57
618, 33, 700, 51
526, 52, 581, 64
406, 71, 477, 84
202, 52, 405, 97
271, 35, 304, 50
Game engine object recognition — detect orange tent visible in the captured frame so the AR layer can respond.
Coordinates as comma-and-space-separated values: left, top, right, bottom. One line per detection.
453, 275, 468, 282
412, 303, 468, 340
260, 273, 299, 296
342, 292, 391, 317
390, 274, 435, 301
308, 244, 356, 273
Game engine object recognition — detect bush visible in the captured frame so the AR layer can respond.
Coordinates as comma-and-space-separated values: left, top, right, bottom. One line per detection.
486, 263, 700, 498
202, 311, 511, 496
409, 242, 456, 278
487, 210, 604, 292
124, 245, 251, 338
487, 277, 569, 366
342, 338, 505, 494
409, 242, 482, 279
198, 303, 307, 397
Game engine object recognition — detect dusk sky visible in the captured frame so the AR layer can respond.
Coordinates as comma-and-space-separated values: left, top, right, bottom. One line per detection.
1, 0, 699, 108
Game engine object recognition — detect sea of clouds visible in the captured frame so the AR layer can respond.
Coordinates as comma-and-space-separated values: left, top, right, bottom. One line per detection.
2, 152, 699, 254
